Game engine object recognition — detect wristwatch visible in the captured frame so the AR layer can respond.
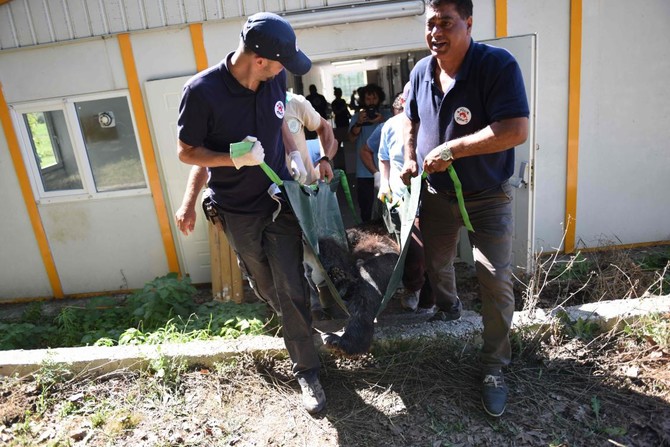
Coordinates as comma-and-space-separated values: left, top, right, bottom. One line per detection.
439, 144, 454, 162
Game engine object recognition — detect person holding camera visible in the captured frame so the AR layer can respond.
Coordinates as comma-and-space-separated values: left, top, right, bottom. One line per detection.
347, 83, 390, 222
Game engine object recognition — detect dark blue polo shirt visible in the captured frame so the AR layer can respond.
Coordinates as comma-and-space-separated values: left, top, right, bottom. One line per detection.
405, 39, 529, 192
178, 52, 291, 215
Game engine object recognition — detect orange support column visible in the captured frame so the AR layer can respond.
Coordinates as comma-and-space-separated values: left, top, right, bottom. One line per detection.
187, 23, 243, 300
117, 33, 181, 274
565, 0, 583, 253
0, 83, 63, 298
495, 0, 508, 38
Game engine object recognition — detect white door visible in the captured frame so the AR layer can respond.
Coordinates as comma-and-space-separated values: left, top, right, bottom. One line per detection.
145, 76, 212, 284
458, 34, 537, 272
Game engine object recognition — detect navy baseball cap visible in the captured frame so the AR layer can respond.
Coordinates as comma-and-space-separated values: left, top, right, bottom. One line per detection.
241, 12, 312, 76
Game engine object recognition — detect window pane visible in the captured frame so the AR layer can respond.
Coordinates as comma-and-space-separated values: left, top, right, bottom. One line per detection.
333, 72, 366, 108
75, 97, 147, 192
23, 111, 83, 192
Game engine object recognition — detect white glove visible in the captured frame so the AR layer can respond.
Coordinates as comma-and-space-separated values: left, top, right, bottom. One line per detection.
373, 171, 381, 190
377, 178, 392, 203
231, 136, 265, 169
288, 151, 307, 183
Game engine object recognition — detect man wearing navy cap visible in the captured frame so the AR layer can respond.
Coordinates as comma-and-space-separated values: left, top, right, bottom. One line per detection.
175, 12, 326, 414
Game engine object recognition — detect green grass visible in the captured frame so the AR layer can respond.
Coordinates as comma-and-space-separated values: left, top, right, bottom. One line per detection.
0, 273, 271, 351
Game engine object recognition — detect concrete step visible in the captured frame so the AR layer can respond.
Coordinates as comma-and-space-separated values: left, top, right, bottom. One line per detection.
1, 295, 667, 378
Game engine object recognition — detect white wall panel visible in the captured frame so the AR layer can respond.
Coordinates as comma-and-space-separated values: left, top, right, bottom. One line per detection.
472, 0, 495, 41
294, 16, 426, 63
29, 0, 56, 44
221, 0, 242, 20
83, 0, 109, 35
282, 0, 303, 12
0, 1, 414, 50
7, 0, 37, 47
122, 0, 149, 30
182, 0, 205, 23
577, 0, 670, 246
140, 0, 166, 28
40, 196, 168, 294
67, 0, 94, 39
163, 0, 187, 25
241, 0, 262, 16
0, 6, 18, 48
202, 0, 223, 20
46, 0, 74, 42
1, 38, 126, 102
0, 124, 52, 301
511, 0, 571, 251
103, 0, 129, 34
200, 17, 245, 66
263, 0, 282, 13
132, 27, 196, 83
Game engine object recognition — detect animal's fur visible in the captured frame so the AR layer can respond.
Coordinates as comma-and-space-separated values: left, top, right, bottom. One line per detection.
318, 222, 399, 355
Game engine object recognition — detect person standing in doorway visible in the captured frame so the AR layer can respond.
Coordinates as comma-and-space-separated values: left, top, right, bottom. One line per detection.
401, 0, 529, 417
330, 87, 352, 169
175, 12, 326, 415
349, 89, 360, 112
348, 83, 390, 222
331, 87, 351, 130
306, 84, 330, 120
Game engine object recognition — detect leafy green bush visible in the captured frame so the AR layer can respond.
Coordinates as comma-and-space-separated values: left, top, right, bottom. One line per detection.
125, 273, 199, 329
0, 274, 271, 351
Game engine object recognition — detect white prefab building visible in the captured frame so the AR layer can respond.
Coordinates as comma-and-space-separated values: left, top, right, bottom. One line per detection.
0, 0, 668, 302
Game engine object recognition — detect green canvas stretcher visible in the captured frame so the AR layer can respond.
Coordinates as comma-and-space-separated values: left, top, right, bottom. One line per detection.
231, 139, 471, 318
281, 177, 351, 316
375, 174, 423, 316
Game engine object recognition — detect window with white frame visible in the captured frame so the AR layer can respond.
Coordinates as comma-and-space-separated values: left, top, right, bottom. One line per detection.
13, 92, 148, 201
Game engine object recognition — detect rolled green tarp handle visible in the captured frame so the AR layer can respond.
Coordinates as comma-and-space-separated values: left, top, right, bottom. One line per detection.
335, 169, 361, 225
422, 166, 474, 232
230, 140, 283, 186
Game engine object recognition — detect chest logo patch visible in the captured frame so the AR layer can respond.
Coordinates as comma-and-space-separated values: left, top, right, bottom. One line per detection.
275, 101, 285, 119
287, 118, 301, 134
454, 107, 471, 125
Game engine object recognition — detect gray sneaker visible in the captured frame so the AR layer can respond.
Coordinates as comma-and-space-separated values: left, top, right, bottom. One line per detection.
428, 298, 462, 322
297, 374, 326, 414
415, 305, 438, 315
481, 373, 508, 417
400, 291, 420, 311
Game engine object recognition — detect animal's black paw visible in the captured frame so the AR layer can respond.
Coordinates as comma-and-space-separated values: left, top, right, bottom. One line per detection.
324, 332, 370, 357
324, 333, 346, 354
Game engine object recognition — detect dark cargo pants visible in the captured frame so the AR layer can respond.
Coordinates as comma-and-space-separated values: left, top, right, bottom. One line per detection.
216, 205, 320, 377
420, 180, 515, 372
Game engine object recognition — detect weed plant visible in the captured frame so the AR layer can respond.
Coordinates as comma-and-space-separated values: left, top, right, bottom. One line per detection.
0, 273, 270, 351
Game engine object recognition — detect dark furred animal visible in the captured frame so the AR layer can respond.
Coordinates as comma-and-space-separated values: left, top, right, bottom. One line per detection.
318, 223, 399, 355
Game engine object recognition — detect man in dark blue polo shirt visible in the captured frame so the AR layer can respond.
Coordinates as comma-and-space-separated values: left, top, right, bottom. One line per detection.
401, 0, 529, 417
174, 12, 325, 414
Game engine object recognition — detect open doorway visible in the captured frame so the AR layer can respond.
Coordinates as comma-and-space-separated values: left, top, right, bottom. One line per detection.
289, 49, 430, 111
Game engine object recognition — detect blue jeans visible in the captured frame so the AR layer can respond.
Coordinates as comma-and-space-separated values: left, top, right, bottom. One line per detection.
217, 205, 320, 377
420, 180, 515, 371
